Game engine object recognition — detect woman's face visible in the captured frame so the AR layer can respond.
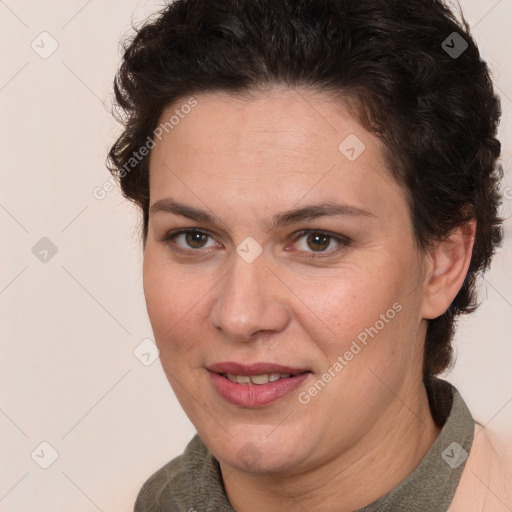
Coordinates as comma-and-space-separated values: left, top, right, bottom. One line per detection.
143, 87, 432, 474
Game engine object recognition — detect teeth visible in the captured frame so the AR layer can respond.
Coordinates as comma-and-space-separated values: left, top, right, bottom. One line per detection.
225, 373, 293, 385
248, 374, 269, 384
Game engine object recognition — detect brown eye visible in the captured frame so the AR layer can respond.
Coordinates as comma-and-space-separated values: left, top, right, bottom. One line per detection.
306, 232, 331, 252
184, 231, 210, 248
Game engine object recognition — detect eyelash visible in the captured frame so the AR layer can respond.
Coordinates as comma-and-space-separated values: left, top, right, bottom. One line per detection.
160, 228, 351, 260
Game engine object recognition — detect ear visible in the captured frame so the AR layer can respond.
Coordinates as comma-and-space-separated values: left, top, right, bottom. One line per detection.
421, 219, 476, 320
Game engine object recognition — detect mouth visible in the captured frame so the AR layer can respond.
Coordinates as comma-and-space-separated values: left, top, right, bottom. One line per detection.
207, 361, 313, 407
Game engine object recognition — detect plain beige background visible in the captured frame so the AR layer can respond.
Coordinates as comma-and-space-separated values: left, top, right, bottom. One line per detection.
0, 0, 511, 510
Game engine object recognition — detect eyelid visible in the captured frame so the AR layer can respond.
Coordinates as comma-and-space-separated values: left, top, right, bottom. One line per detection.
161, 227, 351, 258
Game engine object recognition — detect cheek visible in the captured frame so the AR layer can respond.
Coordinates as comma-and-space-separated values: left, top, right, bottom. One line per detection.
307, 271, 401, 345
305, 269, 419, 391
142, 252, 207, 355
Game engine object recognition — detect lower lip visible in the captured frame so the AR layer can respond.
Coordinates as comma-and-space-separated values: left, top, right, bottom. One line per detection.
208, 371, 312, 408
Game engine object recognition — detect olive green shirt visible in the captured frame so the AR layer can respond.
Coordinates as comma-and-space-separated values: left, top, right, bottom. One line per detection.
134, 379, 474, 511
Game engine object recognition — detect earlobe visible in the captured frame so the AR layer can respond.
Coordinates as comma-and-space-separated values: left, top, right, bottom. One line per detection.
421, 219, 476, 320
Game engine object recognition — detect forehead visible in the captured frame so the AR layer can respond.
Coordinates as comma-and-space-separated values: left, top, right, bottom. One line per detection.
148, 87, 407, 227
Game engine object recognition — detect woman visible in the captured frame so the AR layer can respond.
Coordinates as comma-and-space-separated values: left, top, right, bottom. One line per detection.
107, 0, 512, 510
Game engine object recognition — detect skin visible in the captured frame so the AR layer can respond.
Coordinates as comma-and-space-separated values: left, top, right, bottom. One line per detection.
143, 86, 476, 511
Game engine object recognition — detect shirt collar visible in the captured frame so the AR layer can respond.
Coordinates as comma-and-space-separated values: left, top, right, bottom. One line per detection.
356, 378, 474, 512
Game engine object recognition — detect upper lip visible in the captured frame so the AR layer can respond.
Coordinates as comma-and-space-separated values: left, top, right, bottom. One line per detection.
208, 361, 310, 376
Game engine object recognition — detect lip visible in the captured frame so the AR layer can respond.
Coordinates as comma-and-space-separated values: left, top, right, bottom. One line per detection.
207, 364, 312, 408
207, 361, 309, 376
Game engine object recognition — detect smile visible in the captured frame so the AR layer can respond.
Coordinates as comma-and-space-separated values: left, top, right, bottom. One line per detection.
208, 370, 312, 407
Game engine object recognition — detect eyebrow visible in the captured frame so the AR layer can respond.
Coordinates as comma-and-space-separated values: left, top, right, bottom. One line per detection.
149, 198, 375, 231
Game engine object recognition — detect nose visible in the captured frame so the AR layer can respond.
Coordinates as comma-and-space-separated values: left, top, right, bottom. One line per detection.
209, 250, 290, 343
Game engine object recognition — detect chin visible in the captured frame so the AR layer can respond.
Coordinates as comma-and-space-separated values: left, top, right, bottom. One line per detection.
208, 427, 310, 474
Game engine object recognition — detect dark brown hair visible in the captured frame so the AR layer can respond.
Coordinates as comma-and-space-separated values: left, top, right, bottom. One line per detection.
107, 0, 504, 380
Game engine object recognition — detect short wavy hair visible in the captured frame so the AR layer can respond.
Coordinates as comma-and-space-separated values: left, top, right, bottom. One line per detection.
107, 0, 504, 380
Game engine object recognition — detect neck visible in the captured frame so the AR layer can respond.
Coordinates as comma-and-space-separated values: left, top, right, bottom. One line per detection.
219, 381, 442, 512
